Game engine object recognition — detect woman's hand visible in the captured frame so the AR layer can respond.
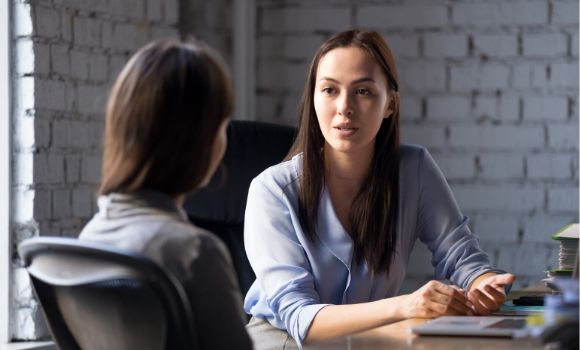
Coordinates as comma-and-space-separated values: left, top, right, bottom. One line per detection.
397, 280, 474, 319
467, 273, 516, 315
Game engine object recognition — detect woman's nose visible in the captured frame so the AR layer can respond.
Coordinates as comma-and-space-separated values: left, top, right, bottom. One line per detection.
337, 93, 354, 117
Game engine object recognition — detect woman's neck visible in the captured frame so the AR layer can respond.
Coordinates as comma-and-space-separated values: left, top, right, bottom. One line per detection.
174, 194, 185, 206
323, 143, 373, 189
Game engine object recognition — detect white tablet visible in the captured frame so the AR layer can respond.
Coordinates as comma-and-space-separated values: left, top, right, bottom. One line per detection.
410, 316, 528, 337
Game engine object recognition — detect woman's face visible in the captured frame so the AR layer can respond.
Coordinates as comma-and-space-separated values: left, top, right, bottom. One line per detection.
200, 118, 229, 187
313, 46, 392, 157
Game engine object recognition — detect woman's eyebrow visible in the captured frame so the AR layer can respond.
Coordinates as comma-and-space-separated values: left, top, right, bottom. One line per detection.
318, 76, 377, 84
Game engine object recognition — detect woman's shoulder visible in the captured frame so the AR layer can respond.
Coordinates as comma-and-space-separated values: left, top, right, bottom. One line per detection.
145, 221, 234, 271
399, 144, 440, 179
253, 153, 301, 193
400, 143, 428, 160
157, 220, 229, 253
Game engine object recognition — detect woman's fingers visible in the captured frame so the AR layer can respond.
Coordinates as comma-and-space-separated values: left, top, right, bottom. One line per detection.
430, 282, 473, 315
412, 280, 502, 318
468, 289, 492, 315
483, 284, 506, 301
468, 288, 503, 315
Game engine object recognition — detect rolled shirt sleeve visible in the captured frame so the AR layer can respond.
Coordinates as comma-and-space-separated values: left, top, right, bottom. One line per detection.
244, 175, 330, 346
414, 148, 506, 290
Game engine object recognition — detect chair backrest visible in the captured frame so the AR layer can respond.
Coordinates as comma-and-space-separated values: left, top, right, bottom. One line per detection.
183, 120, 296, 296
18, 237, 197, 350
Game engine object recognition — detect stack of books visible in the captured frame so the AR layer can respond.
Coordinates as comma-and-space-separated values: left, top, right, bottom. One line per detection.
548, 223, 579, 278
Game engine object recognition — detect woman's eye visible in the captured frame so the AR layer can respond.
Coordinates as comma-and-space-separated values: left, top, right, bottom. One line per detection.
321, 87, 335, 94
355, 88, 371, 95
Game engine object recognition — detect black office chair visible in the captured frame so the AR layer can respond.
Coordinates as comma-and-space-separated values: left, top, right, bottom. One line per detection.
184, 120, 296, 296
18, 237, 198, 350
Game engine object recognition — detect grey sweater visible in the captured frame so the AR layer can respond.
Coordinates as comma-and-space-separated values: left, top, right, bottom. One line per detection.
79, 190, 253, 350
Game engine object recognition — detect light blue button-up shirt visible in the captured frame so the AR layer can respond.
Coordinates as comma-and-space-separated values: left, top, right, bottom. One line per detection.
244, 145, 505, 346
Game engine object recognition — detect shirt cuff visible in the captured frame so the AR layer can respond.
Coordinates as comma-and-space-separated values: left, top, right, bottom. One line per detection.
465, 269, 510, 292
294, 303, 331, 347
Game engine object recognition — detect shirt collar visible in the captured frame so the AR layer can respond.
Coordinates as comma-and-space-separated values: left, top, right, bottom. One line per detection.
316, 185, 354, 269
97, 189, 189, 222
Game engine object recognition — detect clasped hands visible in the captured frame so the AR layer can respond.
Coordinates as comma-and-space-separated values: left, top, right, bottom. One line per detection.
398, 273, 516, 318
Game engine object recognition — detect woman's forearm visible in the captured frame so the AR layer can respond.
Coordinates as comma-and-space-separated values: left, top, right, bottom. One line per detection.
304, 296, 405, 343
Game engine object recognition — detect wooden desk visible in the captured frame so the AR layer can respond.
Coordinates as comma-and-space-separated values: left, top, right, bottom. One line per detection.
305, 319, 548, 349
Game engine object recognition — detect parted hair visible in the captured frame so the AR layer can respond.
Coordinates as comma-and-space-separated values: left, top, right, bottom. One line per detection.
99, 39, 233, 196
286, 29, 401, 275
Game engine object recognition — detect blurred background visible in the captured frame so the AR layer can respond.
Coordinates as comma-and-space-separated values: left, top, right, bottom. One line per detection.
4, 0, 578, 341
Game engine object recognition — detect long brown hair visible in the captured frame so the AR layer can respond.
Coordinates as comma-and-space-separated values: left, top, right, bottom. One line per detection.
100, 39, 233, 196
286, 29, 401, 275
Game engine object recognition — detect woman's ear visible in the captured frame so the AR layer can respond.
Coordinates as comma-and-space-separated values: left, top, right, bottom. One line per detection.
383, 99, 394, 119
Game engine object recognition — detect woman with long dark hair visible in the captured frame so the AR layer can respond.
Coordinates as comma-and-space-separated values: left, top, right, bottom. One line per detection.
244, 29, 514, 348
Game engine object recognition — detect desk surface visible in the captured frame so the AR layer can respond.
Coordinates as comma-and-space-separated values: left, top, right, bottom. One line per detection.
305, 319, 547, 349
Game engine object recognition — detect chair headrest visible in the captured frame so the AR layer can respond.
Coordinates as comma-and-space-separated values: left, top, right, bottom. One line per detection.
183, 120, 296, 224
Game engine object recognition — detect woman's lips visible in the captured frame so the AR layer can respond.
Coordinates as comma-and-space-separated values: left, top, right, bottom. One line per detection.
333, 125, 358, 137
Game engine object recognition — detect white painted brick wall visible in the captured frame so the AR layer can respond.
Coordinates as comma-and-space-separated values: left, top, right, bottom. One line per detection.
473, 34, 518, 58
399, 61, 446, 92
550, 62, 579, 88
513, 63, 544, 89
400, 96, 422, 120
523, 96, 568, 121
258, 60, 308, 93
449, 126, 544, 150
472, 215, 519, 243
450, 63, 510, 92
109, 0, 145, 20
34, 6, 61, 39
426, 96, 470, 120
548, 125, 578, 150
283, 35, 324, 61
452, 1, 548, 27
77, 84, 106, 115
357, 5, 448, 29
73, 17, 100, 47
527, 154, 574, 180
548, 187, 580, 213
431, 154, 476, 180
552, 0, 580, 25
524, 215, 577, 243
473, 96, 496, 119
10, 0, 179, 340
423, 33, 468, 58
479, 64, 510, 90
35, 79, 66, 110
479, 154, 525, 179
383, 34, 420, 59
497, 245, 556, 283
401, 125, 447, 149
499, 95, 520, 121
281, 94, 301, 124
261, 7, 350, 33
51, 44, 70, 76
454, 186, 544, 212
523, 33, 568, 57
163, 0, 180, 25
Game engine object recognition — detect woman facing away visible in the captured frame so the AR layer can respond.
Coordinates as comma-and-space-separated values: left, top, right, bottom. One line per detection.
243, 29, 515, 349
79, 39, 253, 350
